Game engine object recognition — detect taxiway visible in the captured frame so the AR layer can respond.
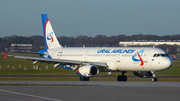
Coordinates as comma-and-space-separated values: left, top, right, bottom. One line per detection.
0, 81, 180, 101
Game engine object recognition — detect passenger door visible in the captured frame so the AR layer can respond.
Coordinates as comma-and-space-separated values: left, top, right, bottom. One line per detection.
143, 50, 151, 63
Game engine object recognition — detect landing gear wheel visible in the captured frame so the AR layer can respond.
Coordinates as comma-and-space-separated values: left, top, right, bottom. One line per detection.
80, 76, 89, 81
117, 75, 127, 81
151, 71, 158, 82
152, 77, 158, 82
123, 75, 127, 81
117, 75, 122, 81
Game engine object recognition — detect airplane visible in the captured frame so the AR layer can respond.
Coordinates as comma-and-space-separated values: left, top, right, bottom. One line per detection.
4, 14, 173, 81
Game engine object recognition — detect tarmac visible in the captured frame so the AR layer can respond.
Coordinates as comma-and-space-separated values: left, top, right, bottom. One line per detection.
0, 81, 180, 101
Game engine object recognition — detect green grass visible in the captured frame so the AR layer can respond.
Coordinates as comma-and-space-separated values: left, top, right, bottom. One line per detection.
0, 53, 76, 75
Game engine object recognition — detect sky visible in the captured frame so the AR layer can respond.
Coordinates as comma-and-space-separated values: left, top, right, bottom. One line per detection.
1, 0, 180, 37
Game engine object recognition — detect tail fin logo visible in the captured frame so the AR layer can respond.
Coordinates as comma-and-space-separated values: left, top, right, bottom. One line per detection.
47, 32, 54, 42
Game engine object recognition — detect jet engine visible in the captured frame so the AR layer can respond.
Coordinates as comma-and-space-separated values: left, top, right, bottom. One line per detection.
133, 71, 152, 78
77, 65, 99, 77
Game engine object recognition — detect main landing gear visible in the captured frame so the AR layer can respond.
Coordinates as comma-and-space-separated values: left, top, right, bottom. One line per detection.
117, 71, 127, 81
151, 71, 158, 82
80, 76, 89, 81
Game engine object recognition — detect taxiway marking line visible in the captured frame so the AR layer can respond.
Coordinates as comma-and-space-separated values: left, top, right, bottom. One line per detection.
0, 89, 62, 101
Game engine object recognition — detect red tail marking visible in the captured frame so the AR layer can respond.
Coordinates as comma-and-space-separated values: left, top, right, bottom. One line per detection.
137, 52, 144, 66
49, 33, 54, 42
4, 53, 7, 59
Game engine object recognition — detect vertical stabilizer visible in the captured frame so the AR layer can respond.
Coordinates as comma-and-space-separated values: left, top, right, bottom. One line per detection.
41, 14, 62, 49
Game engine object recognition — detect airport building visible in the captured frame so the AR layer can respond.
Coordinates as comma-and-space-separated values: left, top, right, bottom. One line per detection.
10, 44, 32, 53
119, 40, 180, 54
119, 40, 180, 47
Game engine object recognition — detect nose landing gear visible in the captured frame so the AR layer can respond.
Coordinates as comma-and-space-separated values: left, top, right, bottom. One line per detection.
151, 71, 158, 82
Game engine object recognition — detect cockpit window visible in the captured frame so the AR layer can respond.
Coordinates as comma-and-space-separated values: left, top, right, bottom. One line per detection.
153, 53, 168, 57
160, 54, 166, 57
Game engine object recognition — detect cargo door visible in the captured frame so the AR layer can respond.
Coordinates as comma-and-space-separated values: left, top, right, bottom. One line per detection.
116, 54, 120, 62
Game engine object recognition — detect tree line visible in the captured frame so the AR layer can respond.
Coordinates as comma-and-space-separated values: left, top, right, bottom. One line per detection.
1, 34, 180, 54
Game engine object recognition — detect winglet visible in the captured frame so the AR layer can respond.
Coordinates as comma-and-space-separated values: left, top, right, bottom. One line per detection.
4, 53, 8, 59
172, 55, 177, 60
173, 55, 176, 58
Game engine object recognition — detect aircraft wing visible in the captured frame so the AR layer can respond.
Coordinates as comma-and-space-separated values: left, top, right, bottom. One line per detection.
14, 56, 108, 67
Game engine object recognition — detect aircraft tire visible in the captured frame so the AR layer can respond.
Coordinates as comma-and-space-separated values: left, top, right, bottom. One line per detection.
117, 75, 122, 81
117, 75, 127, 81
123, 75, 127, 81
86, 77, 90, 81
80, 76, 83, 81
152, 77, 158, 82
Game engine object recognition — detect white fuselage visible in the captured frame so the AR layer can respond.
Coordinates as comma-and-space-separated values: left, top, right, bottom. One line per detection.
47, 47, 173, 72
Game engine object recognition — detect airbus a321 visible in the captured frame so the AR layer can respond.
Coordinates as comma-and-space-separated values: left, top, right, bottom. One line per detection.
5, 14, 173, 81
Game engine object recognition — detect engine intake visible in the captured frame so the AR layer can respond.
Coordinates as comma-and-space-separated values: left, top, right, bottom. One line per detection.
77, 65, 99, 77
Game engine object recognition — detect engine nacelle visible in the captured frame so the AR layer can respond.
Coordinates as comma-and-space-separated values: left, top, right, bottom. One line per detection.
77, 65, 99, 77
133, 71, 152, 78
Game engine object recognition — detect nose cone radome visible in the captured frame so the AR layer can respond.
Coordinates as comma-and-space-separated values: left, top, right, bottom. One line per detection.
163, 58, 173, 70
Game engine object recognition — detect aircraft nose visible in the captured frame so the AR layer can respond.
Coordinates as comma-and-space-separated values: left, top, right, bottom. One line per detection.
164, 58, 173, 70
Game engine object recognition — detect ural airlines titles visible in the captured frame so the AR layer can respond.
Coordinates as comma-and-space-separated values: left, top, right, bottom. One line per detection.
97, 49, 135, 53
